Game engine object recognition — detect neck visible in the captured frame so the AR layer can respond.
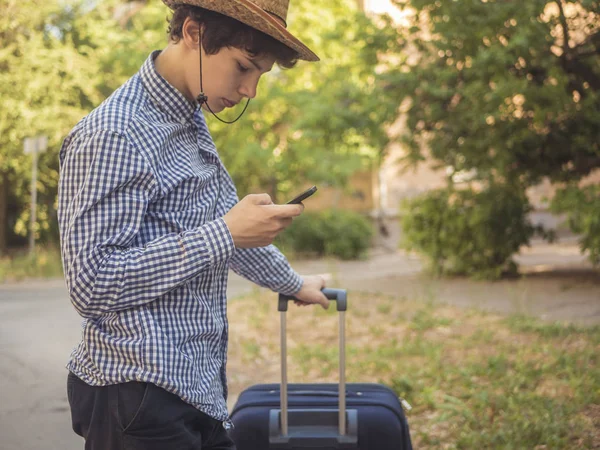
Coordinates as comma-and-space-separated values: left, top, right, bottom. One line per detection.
155, 44, 195, 103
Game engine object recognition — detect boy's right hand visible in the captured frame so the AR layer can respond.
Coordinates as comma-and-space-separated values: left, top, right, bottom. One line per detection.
223, 194, 304, 248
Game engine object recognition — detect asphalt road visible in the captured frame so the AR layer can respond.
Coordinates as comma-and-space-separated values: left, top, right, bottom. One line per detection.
0, 279, 82, 450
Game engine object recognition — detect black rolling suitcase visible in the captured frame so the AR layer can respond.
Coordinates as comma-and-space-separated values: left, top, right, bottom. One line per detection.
230, 288, 413, 449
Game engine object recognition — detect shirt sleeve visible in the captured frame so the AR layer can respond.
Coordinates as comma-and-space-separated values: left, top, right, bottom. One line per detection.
213, 166, 303, 296
58, 130, 235, 319
229, 245, 304, 296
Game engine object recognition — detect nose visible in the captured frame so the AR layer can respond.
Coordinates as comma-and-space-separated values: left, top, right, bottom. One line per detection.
239, 77, 259, 99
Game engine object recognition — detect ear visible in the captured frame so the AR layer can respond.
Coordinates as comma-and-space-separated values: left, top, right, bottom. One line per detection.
181, 17, 202, 52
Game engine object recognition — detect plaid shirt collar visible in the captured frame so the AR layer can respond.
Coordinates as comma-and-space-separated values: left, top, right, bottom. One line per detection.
140, 50, 197, 123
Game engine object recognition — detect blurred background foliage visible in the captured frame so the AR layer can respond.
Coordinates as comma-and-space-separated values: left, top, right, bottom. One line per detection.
0, 0, 397, 255
389, 0, 600, 276
1, 0, 599, 275
275, 209, 374, 260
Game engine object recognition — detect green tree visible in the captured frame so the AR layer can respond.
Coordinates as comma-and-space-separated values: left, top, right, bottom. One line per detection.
0, 0, 105, 251
388, 0, 600, 272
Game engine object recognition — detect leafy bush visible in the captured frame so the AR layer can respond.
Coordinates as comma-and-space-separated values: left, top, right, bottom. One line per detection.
400, 185, 537, 279
277, 209, 373, 260
551, 185, 600, 266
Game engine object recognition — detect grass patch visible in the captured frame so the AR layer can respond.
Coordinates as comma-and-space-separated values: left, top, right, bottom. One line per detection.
227, 290, 600, 449
0, 246, 63, 282
506, 314, 600, 341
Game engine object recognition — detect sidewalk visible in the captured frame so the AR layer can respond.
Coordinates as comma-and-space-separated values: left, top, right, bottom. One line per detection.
229, 238, 600, 326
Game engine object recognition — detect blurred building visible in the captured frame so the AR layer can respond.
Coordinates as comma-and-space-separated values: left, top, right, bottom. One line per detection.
309, 0, 448, 216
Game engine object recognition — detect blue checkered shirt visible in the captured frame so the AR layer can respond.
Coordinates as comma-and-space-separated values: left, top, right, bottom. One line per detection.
57, 51, 303, 422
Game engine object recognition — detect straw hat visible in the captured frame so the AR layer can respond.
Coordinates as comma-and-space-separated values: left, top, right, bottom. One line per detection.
162, 0, 319, 62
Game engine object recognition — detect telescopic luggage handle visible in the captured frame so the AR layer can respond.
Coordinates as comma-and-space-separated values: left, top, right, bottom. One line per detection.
278, 288, 347, 312
278, 288, 348, 438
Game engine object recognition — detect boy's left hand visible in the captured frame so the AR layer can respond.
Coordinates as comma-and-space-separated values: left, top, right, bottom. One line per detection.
293, 274, 330, 309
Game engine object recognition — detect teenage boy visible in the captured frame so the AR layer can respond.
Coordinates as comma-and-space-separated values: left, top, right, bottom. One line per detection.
58, 1, 325, 448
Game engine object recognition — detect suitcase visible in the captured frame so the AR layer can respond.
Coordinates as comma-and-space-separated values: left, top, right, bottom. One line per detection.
229, 288, 413, 449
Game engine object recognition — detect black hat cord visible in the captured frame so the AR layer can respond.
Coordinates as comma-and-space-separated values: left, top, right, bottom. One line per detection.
196, 27, 250, 124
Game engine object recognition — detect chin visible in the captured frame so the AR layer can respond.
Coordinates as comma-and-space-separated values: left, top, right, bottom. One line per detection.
200, 102, 223, 113
209, 102, 225, 113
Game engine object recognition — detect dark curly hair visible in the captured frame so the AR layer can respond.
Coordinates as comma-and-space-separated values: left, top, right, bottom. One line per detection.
167, 5, 299, 69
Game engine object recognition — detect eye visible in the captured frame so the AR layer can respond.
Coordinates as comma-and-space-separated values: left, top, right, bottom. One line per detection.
237, 61, 250, 73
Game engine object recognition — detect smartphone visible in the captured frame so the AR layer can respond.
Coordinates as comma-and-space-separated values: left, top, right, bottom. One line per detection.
287, 185, 318, 204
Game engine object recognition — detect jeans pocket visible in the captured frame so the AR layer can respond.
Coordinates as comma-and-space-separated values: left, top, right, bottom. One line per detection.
66, 372, 91, 438
115, 381, 149, 432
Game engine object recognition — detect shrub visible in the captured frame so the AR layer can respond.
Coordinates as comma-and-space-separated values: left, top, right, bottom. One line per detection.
551, 185, 600, 266
400, 185, 537, 279
277, 209, 373, 260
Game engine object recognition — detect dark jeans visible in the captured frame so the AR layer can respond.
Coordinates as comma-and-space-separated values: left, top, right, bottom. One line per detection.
67, 372, 236, 450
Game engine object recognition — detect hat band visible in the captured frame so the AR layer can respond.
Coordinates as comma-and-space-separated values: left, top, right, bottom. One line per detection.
264, 8, 287, 27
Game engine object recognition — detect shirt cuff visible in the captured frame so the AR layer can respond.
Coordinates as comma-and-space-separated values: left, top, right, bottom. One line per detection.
278, 270, 304, 297
199, 218, 235, 265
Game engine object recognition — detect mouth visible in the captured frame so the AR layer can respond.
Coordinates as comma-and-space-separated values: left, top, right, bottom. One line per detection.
223, 98, 237, 108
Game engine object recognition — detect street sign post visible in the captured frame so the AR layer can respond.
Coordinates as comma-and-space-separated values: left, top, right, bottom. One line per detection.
23, 135, 48, 254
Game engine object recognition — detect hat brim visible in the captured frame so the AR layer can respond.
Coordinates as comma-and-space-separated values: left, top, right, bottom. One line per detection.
163, 0, 320, 62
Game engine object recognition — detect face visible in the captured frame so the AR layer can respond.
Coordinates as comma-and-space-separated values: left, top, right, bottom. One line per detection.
179, 18, 276, 113
195, 46, 276, 113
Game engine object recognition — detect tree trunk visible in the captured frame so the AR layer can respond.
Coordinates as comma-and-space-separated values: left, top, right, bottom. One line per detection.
0, 171, 8, 255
